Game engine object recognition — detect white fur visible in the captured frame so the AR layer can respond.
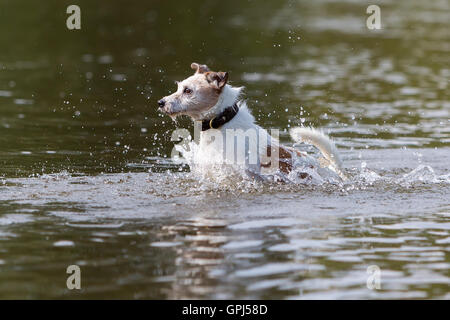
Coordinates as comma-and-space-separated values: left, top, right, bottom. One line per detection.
289, 127, 346, 179
196, 85, 273, 172
289, 127, 342, 168
195, 85, 346, 179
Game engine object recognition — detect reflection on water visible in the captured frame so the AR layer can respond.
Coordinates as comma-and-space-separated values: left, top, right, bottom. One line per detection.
0, 0, 449, 299
0, 149, 449, 299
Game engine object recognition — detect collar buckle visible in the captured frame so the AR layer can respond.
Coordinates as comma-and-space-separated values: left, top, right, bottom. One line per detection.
201, 102, 239, 131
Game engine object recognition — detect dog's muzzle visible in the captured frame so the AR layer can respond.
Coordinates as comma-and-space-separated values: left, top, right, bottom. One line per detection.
157, 99, 165, 109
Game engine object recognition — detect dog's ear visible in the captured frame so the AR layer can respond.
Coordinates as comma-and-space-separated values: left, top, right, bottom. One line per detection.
191, 62, 210, 74
205, 71, 228, 91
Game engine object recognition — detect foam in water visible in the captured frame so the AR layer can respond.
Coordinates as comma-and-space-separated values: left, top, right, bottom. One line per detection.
171, 140, 450, 192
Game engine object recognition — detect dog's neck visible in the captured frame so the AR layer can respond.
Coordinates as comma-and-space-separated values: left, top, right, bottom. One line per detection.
199, 85, 242, 121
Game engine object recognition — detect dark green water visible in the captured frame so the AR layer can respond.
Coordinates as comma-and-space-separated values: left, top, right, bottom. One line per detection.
0, 0, 449, 299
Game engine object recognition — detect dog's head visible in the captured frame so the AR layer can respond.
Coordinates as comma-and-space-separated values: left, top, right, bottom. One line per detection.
157, 63, 228, 120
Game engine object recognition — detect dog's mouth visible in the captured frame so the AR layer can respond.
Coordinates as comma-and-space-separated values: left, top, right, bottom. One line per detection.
158, 106, 182, 119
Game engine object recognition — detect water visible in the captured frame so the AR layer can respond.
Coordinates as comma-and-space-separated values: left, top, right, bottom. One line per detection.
0, 0, 449, 299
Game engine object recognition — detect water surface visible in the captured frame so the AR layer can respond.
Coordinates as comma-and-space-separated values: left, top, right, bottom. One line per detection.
0, 0, 449, 299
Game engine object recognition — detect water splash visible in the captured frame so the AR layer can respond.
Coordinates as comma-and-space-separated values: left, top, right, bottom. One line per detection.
398, 165, 450, 187
172, 138, 448, 193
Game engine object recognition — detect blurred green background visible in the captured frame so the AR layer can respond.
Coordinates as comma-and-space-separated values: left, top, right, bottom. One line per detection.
0, 0, 448, 178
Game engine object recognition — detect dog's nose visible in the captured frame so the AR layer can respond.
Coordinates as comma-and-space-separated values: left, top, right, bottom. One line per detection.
157, 99, 165, 108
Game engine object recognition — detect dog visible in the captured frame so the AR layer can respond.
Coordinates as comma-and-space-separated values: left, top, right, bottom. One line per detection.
158, 63, 345, 182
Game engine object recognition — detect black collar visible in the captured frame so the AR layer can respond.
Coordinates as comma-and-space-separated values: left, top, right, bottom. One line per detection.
201, 103, 239, 131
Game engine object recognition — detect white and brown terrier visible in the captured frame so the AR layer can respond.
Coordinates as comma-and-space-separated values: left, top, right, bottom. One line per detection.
158, 63, 345, 181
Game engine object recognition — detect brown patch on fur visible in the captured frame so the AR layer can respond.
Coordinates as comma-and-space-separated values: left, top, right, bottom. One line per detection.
159, 64, 228, 120
191, 62, 210, 74
159, 72, 223, 120
205, 71, 228, 91
195, 78, 221, 106
261, 145, 310, 176
261, 145, 293, 173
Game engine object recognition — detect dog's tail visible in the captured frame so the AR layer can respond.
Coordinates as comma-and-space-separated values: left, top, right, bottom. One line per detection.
289, 127, 346, 179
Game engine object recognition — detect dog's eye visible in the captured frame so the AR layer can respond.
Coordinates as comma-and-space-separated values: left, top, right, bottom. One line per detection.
183, 87, 192, 94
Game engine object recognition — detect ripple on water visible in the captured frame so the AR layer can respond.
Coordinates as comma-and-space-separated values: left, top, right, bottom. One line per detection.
375, 222, 450, 231
53, 240, 75, 247
65, 222, 125, 229
150, 241, 183, 247
13, 98, 34, 105
235, 263, 325, 278
0, 214, 35, 226
229, 218, 302, 230
222, 240, 264, 250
